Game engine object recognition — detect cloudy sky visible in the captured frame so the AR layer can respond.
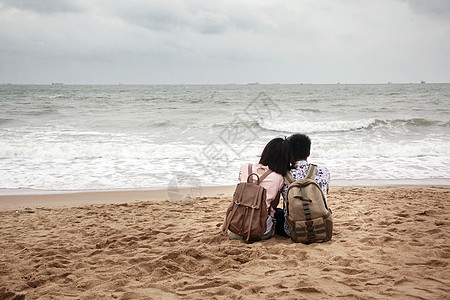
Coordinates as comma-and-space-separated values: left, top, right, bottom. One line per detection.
1, 0, 449, 84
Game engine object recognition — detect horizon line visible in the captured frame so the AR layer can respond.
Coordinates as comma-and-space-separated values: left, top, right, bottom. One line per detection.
1, 81, 447, 86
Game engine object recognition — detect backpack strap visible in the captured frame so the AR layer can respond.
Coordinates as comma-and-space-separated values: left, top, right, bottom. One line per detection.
283, 164, 317, 214
247, 164, 252, 180
306, 164, 317, 180
258, 169, 273, 182
246, 185, 264, 241
246, 164, 259, 183
284, 171, 295, 185
285, 163, 318, 183
247, 163, 273, 184
222, 198, 239, 233
283, 171, 294, 211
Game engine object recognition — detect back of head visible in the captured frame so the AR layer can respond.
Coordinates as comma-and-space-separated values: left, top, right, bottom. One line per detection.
259, 137, 292, 175
288, 133, 311, 161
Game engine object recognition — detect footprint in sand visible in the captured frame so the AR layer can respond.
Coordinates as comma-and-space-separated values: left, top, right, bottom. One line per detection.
294, 287, 321, 293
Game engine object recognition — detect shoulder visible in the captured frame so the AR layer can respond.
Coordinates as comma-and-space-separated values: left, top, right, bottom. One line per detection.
238, 163, 252, 182
262, 171, 284, 191
315, 164, 330, 175
261, 165, 283, 183
240, 163, 252, 170
290, 161, 308, 175
314, 164, 330, 184
267, 170, 283, 181
258, 164, 284, 188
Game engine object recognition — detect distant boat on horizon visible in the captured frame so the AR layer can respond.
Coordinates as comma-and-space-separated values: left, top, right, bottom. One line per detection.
420, 80, 426, 84
52, 82, 63, 85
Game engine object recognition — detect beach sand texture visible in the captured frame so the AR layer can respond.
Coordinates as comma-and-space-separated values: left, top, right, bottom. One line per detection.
1, 186, 449, 299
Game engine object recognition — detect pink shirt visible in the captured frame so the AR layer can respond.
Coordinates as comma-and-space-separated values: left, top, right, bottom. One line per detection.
238, 163, 284, 218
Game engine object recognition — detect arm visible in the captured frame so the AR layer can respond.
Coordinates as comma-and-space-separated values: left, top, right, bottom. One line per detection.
271, 190, 281, 209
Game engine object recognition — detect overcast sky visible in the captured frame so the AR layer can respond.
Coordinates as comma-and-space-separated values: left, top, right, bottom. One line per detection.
1, 0, 449, 84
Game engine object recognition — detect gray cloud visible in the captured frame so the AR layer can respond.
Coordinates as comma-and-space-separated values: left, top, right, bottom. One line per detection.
107, 1, 258, 35
113, 6, 186, 32
0, 0, 449, 84
402, 0, 450, 19
0, 0, 83, 14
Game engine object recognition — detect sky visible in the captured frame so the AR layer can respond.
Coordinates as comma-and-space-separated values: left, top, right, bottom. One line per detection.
0, 0, 449, 84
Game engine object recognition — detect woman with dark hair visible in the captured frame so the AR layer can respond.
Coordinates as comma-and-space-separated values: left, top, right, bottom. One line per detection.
227, 137, 292, 240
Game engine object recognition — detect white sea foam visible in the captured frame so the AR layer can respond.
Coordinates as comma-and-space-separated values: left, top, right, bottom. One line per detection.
1, 84, 449, 193
259, 119, 376, 133
1, 136, 448, 191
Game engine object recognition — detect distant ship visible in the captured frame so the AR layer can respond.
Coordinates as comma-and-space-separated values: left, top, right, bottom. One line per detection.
52, 82, 63, 85
420, 80, 426, 84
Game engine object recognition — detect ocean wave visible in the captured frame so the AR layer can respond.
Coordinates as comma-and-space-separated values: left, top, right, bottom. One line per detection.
316, 139, 450, 158
258, 118, 445, 134
144, 120, 175, 128
0, 118, 13, 125
297, 108, 321, 113
0, 142, 205, 159
373, 118, 441, 127
258, 119, 376, 133
22, 107, 59, 116
48, 94, 66, 99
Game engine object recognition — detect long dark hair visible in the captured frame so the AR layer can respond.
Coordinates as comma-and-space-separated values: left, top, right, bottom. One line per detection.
259, 137, 292, 175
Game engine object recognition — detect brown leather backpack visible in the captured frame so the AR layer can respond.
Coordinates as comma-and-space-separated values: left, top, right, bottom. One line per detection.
222, 164, 272, 241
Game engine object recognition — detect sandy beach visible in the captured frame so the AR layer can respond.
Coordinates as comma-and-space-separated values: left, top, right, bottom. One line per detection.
1, 185, 449, 299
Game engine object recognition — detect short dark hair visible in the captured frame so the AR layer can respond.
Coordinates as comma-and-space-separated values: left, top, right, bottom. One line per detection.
259, 137, 292, 175
288, 133, 311, 160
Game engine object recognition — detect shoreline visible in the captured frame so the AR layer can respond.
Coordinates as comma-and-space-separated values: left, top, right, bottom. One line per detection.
0, 186, 236, 211
1, 183, 449, 211
1, 178, 449, 197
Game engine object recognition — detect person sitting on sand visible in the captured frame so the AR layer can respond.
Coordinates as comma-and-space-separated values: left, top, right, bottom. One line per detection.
226, 137, 292, 240
275, 133, 331, 237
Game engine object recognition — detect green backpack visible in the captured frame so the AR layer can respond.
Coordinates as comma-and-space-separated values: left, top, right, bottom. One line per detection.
284, 164, 333, 243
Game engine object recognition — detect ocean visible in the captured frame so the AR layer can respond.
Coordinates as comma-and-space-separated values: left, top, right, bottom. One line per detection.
1, 83, 449, 195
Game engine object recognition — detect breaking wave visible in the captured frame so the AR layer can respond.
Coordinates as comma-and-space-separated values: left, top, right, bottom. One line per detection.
258, 118, 444, 134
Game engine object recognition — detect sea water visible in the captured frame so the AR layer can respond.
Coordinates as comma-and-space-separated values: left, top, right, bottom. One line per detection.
0, 84, 449, 194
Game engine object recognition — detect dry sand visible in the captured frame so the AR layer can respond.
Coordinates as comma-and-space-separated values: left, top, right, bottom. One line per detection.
0, 186, 449, 299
